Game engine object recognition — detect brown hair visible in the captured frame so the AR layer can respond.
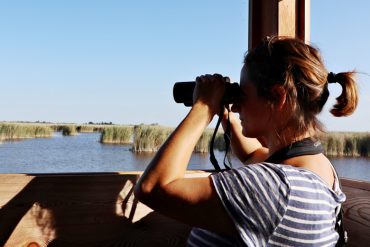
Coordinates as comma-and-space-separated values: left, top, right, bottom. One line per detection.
244, 36, 359, 136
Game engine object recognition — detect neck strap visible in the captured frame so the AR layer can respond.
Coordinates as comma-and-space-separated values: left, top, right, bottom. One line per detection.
265, 138, 324, 163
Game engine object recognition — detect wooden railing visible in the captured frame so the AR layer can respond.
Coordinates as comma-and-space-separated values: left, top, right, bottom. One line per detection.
1, 172, 369, 247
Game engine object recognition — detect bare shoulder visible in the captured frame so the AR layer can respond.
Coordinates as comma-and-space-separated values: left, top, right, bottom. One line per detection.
284, 154, 335, 188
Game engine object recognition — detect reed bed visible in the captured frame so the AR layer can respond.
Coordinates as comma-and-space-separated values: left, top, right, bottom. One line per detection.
1, 122, 368, 157
77, 124, 109, 132
132, 125, 173, 152
100, 126, 134, 144
49, 124, 64, 132
0, 123, 53, 141
131, 126, 225, 153
320, 132, 370, 157
61, 125, 78, 136
194, 130, 226, 153
77, 125, 95, 133
53, 124, 114, 133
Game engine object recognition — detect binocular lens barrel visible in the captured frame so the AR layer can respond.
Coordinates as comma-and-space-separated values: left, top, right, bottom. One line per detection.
173, 81, 196, 107
173, 81, 240, 107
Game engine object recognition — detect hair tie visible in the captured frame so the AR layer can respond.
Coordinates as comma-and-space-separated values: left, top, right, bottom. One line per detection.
327, 72, 337, 83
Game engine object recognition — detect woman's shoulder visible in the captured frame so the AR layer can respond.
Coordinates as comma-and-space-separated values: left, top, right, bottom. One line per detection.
220, 162, 290, 184
212, 162, 344, 201
271, 163, 345, 203
211, 162, 291, 199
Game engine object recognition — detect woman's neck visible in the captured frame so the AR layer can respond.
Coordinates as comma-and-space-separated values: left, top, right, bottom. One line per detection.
263, 131, 313, 157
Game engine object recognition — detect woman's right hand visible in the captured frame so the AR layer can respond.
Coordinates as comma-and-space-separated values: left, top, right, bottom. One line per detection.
193, 74, 230, 116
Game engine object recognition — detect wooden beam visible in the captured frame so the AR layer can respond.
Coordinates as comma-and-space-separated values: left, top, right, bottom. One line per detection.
249, 0, 310, 49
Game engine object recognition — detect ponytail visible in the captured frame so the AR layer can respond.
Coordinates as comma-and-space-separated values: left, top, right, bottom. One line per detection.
329, 71, 359, 117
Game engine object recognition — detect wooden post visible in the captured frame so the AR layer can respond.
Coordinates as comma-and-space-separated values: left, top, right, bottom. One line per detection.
248, 0, 310, 49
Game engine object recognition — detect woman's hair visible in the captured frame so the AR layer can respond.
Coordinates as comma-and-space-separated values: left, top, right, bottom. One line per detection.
244, 36, 359, 137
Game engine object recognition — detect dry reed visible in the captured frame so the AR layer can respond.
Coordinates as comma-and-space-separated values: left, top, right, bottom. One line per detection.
100, 126, 133, 144
61, 125, 78, 136
320, 132, 370, 157
0, 123, 53, 141
132, 125, 173, 152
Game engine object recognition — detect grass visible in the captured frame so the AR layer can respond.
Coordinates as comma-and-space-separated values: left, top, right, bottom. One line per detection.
131, 126, 225, 153
61, 125, 78, 136
320, 132, 370, 157
76, 125, 95, 133
100, 126, 133, 144
194, 129, 226, 153
0, 123, 53, 141
1, 122, 368, 157
132, 125, 173, 152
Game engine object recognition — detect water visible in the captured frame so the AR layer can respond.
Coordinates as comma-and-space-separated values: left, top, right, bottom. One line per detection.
0, 132, 243, 173
0, 133, 369, 181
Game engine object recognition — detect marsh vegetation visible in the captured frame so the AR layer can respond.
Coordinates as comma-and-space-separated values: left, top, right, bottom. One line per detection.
61, 125, 78, 136
1, 123, 369, 157
321, 132, 370, 157
100, 126, 133, 144
132, 125, 173, 152
0, 123, 53, 141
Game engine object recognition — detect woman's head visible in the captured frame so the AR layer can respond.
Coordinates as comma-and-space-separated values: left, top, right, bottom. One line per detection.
233, 36, 359, 141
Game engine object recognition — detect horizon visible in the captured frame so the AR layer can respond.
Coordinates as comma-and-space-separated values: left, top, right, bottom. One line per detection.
1, 1, 369, 131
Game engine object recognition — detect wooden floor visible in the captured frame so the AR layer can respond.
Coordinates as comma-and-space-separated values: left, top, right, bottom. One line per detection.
0, 172, 369, 247
341, 178, 370, 247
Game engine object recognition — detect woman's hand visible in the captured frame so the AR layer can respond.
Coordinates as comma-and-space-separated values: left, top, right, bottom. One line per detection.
193, 74, 230, 116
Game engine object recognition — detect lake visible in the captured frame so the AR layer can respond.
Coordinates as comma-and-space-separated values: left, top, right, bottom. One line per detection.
1, 132, 369, 181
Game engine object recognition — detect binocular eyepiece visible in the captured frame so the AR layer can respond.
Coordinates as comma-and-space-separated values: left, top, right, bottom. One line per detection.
173, 79, 240, 107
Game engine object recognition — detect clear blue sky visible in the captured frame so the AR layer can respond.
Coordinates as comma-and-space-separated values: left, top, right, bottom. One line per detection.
0, 0, 369, 131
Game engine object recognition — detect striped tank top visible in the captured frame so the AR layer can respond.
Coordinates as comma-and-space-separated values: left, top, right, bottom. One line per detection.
187, 162, 345, 247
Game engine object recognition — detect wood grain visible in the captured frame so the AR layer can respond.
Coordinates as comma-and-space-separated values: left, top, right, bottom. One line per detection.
0, 173, 193, 247
341, 178, 370, 247
1, 173, 369, 246
278, 0, 296, 37
248, 0, 310, 49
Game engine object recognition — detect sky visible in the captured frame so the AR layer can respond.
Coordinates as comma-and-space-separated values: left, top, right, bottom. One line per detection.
0, 0, 369, 131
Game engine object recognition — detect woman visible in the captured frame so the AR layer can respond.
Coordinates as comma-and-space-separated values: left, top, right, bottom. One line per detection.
134, 37, 358, 246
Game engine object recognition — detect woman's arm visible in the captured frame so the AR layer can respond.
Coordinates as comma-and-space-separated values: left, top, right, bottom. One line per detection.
134, 74, 236, 234
222, 111, 269, 164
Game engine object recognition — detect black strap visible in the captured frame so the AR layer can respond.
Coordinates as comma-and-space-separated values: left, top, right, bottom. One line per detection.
210, 129, 347, 245
209, 109, 223, 171
264, 137, 347, 246
208, 103, 347, 245
265, 138, 324, 163
209, 105, 232, 172
332, 165, 348, 246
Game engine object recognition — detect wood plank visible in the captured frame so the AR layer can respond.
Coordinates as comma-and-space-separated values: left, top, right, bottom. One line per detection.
340, 178, 370, 247
278, 0, 296, 37
1, 173, 369, 246
296, 0, 310, 41
0, 173, 195, 247
248, 0, 310, 49
248, 0, 278, 49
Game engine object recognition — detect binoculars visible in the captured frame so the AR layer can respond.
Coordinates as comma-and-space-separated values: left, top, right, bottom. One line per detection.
173, 79, 239, 107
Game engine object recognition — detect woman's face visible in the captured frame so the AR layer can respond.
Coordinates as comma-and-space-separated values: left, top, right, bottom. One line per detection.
231, 65, 273, 138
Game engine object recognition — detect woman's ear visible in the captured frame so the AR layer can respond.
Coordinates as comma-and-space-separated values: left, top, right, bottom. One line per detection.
271, 85, 287, 111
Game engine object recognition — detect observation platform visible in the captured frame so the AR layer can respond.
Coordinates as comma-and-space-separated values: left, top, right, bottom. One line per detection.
0, 172, 369, 247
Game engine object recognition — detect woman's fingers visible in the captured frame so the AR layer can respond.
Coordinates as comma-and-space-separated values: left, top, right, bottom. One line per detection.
193, 74, 230, 115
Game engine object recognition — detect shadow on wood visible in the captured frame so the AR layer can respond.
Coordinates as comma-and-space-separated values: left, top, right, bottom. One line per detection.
0, 173, 191, 247
1, 173, 369, 247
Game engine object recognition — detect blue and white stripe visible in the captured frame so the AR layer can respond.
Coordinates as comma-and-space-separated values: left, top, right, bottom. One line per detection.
187, 162, 345, 247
